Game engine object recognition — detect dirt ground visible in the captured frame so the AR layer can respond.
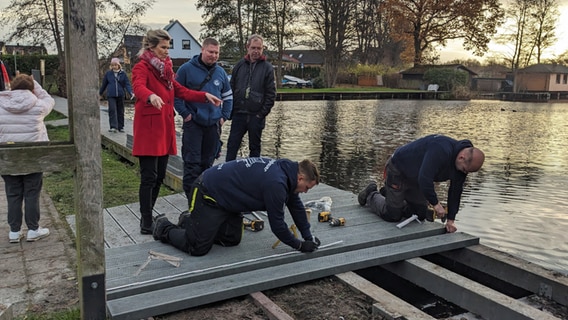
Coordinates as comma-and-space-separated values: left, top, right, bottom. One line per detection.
154, 277, 383, 320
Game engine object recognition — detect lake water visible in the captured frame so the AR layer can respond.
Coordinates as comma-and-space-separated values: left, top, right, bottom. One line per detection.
151, 98, 568, 274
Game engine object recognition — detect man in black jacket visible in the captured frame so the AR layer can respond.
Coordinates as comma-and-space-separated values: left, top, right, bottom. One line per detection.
225, 34, 276, 161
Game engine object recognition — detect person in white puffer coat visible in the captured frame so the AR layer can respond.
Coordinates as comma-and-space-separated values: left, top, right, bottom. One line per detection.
0, 74, 55, 243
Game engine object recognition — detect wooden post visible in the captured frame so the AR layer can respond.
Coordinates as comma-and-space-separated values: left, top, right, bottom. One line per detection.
63, 0, 106, 318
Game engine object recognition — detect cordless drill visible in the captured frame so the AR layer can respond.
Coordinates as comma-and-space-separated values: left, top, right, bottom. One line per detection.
242, 212, 264, 231
318, 211, 332, 222
329, 217, 345, 226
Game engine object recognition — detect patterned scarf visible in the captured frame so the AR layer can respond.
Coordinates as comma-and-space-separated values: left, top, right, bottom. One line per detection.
139, 49, 174, 89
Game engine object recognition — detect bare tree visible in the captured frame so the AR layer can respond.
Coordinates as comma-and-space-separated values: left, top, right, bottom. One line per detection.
198, 0, 272, 58
384, 0, 505, 66
267, 0, 301, 87
303, 0, 357, 87
0, 0, 153, 96
527, 0, 558, 64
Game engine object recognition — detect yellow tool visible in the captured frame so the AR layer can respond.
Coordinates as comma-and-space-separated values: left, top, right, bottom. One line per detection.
427, 204, 448, 222
272, 224, 297, 249
318, 211, 331, 222
272, 207, 309, 249
243, 212, 264, 232
329, 217, 345, 226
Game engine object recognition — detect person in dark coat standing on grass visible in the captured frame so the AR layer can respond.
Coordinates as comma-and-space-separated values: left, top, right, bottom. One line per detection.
131, 29, 222, 235
225, 34, 276, 161
99, 57, 134, 133
153, 157, 321, 256
358, 134, 485, 233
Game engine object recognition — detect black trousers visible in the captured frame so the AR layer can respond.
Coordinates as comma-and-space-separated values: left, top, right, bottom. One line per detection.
167, 181, 242, 256
2, 172, 43, 232
225, 113, 265, 161
180, 120, 218, 194
138, 155, 168, 226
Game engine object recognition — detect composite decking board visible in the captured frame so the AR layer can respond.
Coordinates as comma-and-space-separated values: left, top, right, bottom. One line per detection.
161, 193, 188, 212
103, 209, 136, 248
104, 218, 444, 276
105, 224, 448, 297
106, 232, 479, 320
106, 205, 149, 245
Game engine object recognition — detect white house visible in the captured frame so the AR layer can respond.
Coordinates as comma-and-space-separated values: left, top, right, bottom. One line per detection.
164, 19, 201, 60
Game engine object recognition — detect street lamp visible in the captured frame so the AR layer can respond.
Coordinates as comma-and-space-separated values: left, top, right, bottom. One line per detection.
13, 50, 17, 75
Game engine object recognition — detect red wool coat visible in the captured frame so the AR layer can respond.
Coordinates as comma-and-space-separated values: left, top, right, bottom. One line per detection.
131, 59, 206, 157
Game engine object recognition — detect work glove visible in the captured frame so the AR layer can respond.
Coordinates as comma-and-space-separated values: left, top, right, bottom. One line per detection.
298, 236, 321, 253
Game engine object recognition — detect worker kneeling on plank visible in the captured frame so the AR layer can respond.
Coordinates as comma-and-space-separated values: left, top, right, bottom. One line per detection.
357, 134, 484, 233
153, 157, 321, 256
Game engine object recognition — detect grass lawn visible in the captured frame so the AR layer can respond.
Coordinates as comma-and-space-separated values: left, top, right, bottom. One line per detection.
44, 124, 175, 218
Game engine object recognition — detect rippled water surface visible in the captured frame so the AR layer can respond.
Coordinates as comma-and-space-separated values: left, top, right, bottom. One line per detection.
146, 99, 567, 273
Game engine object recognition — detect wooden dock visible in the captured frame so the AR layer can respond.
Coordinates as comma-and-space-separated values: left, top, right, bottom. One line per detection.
67, 183, 477, 319
56, 99, 568, 320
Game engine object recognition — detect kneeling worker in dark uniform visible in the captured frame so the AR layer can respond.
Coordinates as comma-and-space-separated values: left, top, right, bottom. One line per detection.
153, 157, 321, 256
358, 134, 484, 233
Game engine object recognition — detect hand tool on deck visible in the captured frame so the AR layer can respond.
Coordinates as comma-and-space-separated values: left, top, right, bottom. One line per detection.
329, 217, 346, 226
396, 214, 422, 229
427, 203, 448, 222
134, 250, 183, 276
318, 211, 332, 222
271, 224, 298, 249
271, 207, 311, 248
243, 211, 265, 232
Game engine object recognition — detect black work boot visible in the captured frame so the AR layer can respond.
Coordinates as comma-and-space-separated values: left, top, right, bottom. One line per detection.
140, 214, 155, 235
153, 214, 174, 243
177, 210, 191, 228
358, 181, 377, 206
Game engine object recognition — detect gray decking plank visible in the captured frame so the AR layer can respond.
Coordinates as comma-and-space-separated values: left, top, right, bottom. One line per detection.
161, 193, 188, 212
105, 222, 448, 298
106, 233, 479, 320
107, 205, 152, 245
103, 209, 136, 248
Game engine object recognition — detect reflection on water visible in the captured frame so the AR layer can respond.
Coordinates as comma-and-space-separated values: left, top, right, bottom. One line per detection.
218, 99, 568, 274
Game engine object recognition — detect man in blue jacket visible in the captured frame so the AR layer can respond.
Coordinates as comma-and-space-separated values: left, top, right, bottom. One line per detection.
153, 157, 321, 256
174, 38, 233, 200
358, 134, 485, 233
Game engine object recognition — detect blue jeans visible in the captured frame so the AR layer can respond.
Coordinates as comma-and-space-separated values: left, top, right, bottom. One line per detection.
225, 113, 266, 161
181, 120, 218, 194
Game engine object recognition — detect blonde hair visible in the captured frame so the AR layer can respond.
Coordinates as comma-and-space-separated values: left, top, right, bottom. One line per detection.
138, 29, 171, 56
10, 74, 34, 91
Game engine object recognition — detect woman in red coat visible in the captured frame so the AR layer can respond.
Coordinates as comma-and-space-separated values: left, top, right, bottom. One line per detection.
132, 29, 221, 234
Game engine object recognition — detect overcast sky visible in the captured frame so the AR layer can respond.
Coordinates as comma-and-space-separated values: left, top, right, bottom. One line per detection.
1, 0, 567, 62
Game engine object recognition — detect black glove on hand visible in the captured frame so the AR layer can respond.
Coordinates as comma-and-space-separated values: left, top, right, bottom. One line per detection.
299, 236, 321, 253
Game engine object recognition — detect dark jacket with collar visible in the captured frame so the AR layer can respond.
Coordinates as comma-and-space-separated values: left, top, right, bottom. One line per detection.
99, 69, 133, 98
174, 54, 233, 126
202, 157, 312, 249
390, 134, 473, 220
230, 55, 276, 118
